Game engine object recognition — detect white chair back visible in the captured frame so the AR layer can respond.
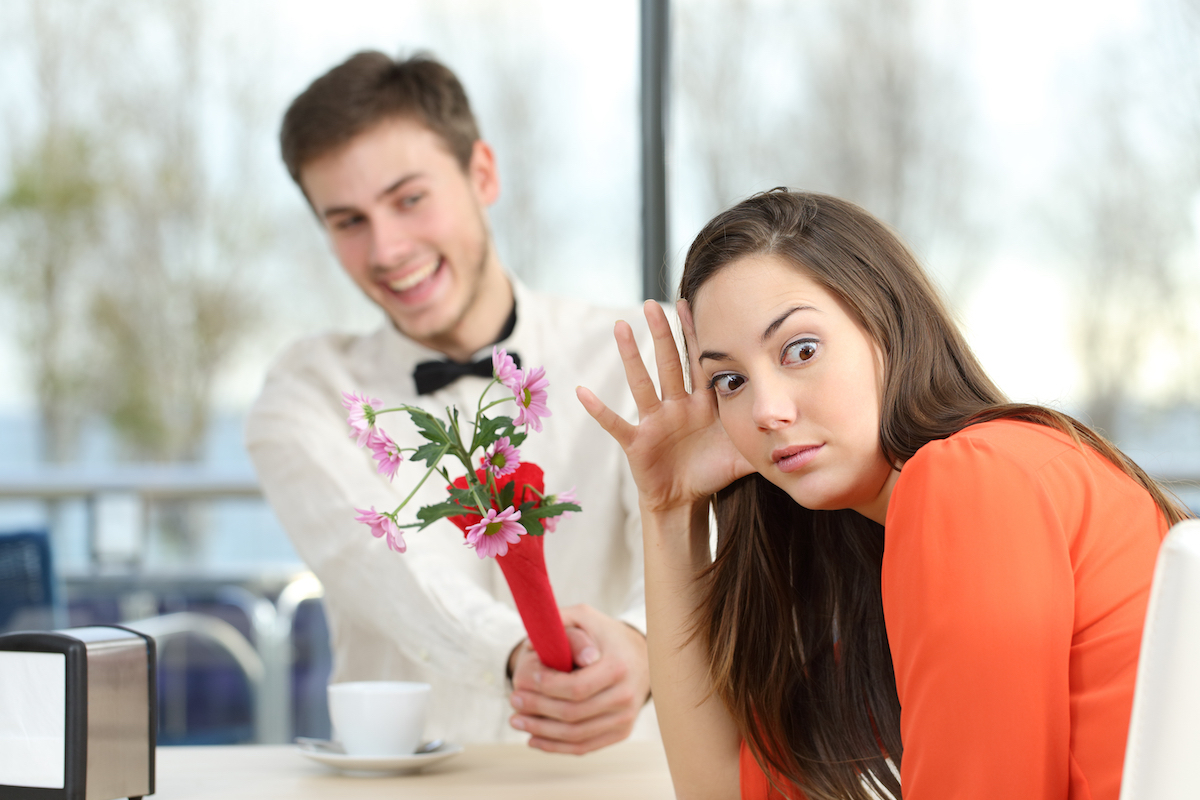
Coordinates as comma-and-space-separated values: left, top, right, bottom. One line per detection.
1120, 518, 1200, 800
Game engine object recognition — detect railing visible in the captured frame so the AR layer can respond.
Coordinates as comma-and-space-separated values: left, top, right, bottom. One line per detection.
0, 465, 263, 567
0, 465, 324, 743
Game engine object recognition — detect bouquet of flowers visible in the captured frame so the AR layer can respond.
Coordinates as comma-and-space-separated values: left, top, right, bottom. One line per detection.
341, 347, 580, 672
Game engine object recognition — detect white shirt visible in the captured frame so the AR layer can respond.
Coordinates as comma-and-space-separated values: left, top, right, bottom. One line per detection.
245, 279, 654, 744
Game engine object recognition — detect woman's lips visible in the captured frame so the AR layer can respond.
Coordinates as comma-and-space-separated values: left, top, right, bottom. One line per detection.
772, 444, 822, 473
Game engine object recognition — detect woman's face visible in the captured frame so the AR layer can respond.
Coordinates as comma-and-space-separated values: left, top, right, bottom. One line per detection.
691, 255, 898, 523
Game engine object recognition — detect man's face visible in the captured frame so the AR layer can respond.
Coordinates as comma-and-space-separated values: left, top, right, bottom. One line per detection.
300, 118, 501, 350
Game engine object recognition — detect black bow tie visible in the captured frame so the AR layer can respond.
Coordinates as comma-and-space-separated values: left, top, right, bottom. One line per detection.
413, 351, 521, 395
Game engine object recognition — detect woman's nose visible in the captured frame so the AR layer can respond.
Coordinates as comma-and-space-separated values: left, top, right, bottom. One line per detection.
750, 374, 797, 431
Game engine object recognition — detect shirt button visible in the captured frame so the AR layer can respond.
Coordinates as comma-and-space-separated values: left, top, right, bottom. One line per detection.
482, 672, 495, 686
419, 648, 430, 662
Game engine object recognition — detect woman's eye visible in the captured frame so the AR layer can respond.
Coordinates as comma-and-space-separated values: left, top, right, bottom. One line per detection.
399, 192, 424, 208
708, 373, 746, 394
782, 338, 818, 365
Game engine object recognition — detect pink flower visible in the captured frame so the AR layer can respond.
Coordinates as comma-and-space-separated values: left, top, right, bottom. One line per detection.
542, 486, 576, 533
367, 429, 403, 481
354, 506, 406, 553
512, 366, 551, 432
481, 436, 521, 478
492, 347, 521, 391
342, 391, 382, 447
465, 506, 525, 558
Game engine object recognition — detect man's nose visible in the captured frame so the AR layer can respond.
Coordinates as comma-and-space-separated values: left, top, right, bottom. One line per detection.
369, 215, 416, 269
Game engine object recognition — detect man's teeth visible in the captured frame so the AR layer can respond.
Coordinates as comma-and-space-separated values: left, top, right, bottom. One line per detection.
387, 261, 439, 292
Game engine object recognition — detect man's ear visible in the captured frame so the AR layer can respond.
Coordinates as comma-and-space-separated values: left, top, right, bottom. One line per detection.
468, 139, 501, 206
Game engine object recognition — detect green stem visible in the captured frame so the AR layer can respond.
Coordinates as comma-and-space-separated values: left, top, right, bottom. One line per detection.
471, 377, 502, 446
479, 397, 514, 414
390, 444, 451, 515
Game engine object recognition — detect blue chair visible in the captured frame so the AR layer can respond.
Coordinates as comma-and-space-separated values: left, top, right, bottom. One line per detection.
0, 529, 65, 633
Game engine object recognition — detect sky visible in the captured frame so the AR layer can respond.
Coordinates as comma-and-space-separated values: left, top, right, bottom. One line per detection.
0, 0, 1194, 418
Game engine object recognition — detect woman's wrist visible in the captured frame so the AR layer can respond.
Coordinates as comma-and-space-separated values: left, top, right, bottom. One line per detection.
641, 499, 713, 569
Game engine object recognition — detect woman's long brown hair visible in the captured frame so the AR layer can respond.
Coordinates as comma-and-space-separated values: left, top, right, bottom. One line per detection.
679, 190, 1191, 800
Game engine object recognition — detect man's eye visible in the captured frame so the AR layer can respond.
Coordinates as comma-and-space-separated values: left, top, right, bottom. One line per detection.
708, 373, 746, 394
333, 215, 364, 231
782, 338, 818, 365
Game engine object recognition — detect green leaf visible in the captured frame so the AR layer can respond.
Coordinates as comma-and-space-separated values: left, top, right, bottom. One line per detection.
407, 408, 453, 446
411, 442, 448, 468
518, 515, 545, 537
521, 501, 581, 520
416, 501, 467, 529
471, 414, 512, 451
498, 480, 516, 510
446, 483, 481, 507
506, 430, 528, 448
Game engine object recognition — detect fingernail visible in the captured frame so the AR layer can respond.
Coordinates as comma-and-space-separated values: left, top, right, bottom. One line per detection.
578, 646, 600, 666
511, 717, 526, 731
511, 694, 524, 710
533, 671, 542, 684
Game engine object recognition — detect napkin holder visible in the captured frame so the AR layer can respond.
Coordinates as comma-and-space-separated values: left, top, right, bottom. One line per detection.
0, 625, 156, 800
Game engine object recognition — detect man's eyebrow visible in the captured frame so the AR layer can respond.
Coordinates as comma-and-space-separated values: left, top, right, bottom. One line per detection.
320, 173, 422, 220
761, 306, 817, 342
375, 172, 421, 201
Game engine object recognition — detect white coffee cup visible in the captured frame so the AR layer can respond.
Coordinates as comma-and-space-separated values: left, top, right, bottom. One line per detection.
327, 681, 431, 756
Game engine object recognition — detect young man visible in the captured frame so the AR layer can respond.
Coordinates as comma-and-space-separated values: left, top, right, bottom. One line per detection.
246, 51, 654, 752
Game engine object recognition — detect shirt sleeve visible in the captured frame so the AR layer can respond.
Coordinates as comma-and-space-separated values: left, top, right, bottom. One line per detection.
245, 359, 526, 693
881, 434, 1075, 799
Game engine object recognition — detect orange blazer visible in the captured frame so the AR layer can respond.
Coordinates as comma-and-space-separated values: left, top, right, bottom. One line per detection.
741, 420, 1168, 800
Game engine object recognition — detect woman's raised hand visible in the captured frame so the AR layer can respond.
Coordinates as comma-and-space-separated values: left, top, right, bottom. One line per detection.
577, 300, 754, 515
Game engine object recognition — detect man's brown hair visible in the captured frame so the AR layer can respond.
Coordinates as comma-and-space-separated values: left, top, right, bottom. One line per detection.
280, 51, 480, 187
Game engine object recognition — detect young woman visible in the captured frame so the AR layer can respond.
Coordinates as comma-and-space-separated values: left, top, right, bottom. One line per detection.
577, 190, 1190, 800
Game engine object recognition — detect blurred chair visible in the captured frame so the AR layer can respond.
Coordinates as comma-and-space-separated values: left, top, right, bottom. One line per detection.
1119, 518, 1200, 800
0, 529, 66, 633
126, 612, 263, 745
290, 595, 332, 740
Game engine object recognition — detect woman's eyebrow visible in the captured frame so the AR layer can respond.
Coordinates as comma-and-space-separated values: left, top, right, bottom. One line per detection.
697, 350, 731, 365
762, 305, 818, 342
697, 306, 820, 364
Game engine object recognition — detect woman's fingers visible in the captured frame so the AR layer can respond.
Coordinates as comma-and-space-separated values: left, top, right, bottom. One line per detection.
677, 300, 710, 406
643, 300, 688, 401
576, 386, 637, 449
614, 319, 662, 418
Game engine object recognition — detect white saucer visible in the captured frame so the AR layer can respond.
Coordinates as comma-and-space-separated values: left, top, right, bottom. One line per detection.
296, 740, 464, 776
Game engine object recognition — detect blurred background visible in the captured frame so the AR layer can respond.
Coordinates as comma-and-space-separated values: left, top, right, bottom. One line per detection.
1, 0, 1197, 745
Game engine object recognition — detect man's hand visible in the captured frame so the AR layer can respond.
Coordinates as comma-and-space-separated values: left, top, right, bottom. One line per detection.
507, 604, 650, 754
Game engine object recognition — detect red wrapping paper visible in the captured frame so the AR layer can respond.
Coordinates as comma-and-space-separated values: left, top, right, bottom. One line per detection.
446, 463, 573, 673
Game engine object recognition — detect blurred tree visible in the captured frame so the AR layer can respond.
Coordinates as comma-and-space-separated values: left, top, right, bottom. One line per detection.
802, 0, 979, 293
84, 0, 262, 463
423, 1, 565, 287
2, 133, 104, 463
1, 0, 269, 464
0, 2, 108, 462
675, 0, 980, 299
1059, 14, 1200, 438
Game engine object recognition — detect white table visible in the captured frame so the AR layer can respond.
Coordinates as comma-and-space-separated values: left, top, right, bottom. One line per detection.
150, 740, 675, 800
